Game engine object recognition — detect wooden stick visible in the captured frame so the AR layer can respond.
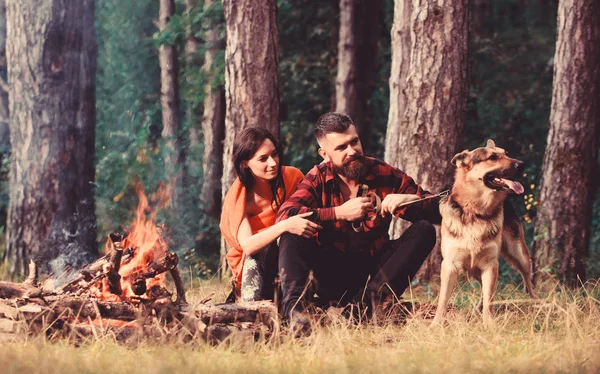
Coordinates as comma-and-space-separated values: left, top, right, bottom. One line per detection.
106, 233, 124, 295
24, 261, 38, 287
169, 267, 187, 304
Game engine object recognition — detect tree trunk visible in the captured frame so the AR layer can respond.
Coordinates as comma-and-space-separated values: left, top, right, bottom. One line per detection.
384, 0, 412, 168
221, 0, 280, 276
5, 0, 98, 277
471, 0, 490, 40
0, 0, 9, 177
183, 0, 201, 160
335, 0, 381, 152
200, 0, 225, 219
158, 0, 185, 205
336, 0, 358, 125
532, 0, 600, 286
386, 0, 469, 282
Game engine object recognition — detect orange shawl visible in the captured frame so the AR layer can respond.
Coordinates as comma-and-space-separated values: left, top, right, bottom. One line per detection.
220, 166, 304, 287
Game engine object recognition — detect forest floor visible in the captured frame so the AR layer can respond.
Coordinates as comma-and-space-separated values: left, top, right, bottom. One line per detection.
0, 278, 599, 374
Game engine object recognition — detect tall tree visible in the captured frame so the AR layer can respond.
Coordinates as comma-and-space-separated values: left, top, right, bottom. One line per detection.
200, 0, 225, 219
532, 0, 600, 286
5, 0, 98, 276
385, 0, 469, 282
158, 0, 185, 206
183, 0, 202, 161
335, 0, 381, 152
221, 0, 280, 275
0, 0, 8, 230
384, 0, 411, 168
0, 0, 9, 162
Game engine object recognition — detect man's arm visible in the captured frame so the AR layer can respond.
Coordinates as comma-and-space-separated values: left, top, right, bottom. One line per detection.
275, 167, 335, 223
389, 168, 442, 225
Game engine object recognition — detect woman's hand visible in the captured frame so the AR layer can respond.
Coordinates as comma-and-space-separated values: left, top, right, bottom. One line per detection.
380, 194, 421, 216
283, 212, 323, 238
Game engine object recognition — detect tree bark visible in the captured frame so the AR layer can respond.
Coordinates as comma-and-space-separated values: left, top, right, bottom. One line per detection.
532, 0, 600, 286
385, 0, 469, 282
183, 0, 201, 154
471, 0, 490, 40
221, 0, 280, 276
159, 0, 185, 205
200, 0, 225, 219
384, 0, 412, 168
335, 0, 381, 152
0, 0, 9, 196
5, 0, 98, 277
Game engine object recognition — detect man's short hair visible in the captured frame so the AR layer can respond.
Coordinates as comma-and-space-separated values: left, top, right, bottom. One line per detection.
314, 112, 354, 140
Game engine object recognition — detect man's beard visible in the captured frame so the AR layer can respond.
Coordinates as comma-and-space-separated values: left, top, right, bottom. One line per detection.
333, 155, 366, 180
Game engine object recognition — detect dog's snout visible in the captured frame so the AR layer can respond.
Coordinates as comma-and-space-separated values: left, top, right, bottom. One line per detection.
514, 161, 524, 172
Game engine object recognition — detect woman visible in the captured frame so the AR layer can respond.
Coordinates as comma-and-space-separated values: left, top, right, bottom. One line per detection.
220, 128, 321, 302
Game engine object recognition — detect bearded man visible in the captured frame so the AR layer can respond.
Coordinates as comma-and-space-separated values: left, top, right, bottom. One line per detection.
275, 112, 442, 331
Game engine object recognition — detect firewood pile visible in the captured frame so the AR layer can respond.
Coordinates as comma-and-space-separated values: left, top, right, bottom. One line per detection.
0, 233, 278, 344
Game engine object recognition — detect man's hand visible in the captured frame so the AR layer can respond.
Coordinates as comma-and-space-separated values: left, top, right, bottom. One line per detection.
334, 197, 373, 221
380, 194, 421, 216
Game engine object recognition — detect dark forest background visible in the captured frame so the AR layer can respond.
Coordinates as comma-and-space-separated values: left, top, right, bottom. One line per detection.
0, 0, 597, 284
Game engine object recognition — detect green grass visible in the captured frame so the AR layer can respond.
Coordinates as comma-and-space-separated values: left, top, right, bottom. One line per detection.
1, 279, 599, 374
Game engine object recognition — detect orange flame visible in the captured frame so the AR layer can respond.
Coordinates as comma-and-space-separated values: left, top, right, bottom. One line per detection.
97, 182, 172, 300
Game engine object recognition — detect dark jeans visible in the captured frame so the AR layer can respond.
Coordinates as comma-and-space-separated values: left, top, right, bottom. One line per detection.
277, 220, 436, 319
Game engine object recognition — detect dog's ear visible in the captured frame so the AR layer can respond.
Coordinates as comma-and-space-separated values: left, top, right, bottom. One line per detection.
486, 139, 496, 148
451, 150, 470, 168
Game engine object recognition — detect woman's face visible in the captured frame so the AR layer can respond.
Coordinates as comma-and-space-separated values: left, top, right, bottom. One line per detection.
244, 139, 280, 182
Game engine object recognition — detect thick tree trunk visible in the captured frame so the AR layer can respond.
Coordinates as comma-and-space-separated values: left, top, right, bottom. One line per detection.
384, 0, 412, 168
5, 0, 98, 277
159, 0, 185, 205
532, 0, 600, 286
0, 0, 8, 182
221, 0, 280, 276
200, 0, 225, 219
335, 0, 381, 151
386, 0, 469, 282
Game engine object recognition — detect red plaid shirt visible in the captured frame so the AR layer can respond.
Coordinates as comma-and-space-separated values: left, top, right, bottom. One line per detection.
275, 157, 441, 255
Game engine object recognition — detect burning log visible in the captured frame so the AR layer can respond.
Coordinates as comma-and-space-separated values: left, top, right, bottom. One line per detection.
61, 246, 135, 294
131, 276, 147, 296
105, 233, 124, 295
169, 267, 187, 304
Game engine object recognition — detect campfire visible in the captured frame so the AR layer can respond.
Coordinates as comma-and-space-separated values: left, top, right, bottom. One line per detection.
62, 183, 186, 305
0, 185, 277, 344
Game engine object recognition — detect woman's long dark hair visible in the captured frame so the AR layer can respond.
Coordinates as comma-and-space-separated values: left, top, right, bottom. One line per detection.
233, 127, 286, 210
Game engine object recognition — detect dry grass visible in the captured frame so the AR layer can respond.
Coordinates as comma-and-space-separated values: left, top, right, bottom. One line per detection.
1, 278, 599, 374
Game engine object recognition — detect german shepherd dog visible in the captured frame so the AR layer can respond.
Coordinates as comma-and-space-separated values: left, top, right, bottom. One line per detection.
432, 140, 538, 327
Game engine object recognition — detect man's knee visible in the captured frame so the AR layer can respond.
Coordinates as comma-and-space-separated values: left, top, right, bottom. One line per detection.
411, 220, 437, 249
279, 232, 307, 253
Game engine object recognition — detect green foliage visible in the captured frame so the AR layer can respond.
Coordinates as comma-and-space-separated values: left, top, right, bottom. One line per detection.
278, 0, 338, 171
466, 0, 558, 282
2, 0, 598, 282
95, 0, 226, 277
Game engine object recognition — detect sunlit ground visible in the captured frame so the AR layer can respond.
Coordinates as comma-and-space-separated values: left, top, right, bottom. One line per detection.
0, 278, 599, 374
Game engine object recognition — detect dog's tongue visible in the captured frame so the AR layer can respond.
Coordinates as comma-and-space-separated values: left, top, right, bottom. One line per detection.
501, 179, 524, 194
